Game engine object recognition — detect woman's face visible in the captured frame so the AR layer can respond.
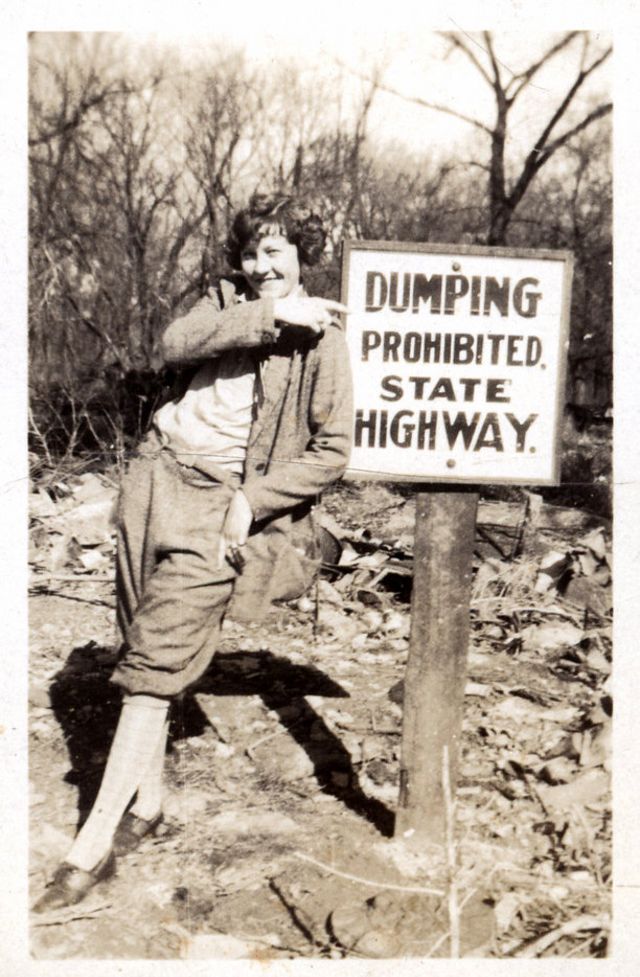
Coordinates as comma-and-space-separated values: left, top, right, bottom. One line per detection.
240, 233, 301, 300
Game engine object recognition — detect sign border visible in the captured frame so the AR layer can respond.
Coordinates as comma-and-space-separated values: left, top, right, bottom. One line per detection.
340, 239, 574, 487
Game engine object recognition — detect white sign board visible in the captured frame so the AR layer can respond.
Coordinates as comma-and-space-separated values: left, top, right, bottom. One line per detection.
341, 241, 572, 485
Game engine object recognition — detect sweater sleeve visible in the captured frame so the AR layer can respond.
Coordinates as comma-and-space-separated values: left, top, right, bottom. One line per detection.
160, 288, 278, 367
241, 326, 353, 521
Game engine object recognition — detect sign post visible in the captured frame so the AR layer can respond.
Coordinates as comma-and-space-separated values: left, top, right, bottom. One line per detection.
341, 241, 573, 844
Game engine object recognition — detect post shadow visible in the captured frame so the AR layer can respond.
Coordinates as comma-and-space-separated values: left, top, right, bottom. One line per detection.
46, 644, 394, 837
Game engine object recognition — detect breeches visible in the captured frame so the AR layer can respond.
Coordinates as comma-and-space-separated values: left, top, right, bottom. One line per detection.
111, 448, 239, 697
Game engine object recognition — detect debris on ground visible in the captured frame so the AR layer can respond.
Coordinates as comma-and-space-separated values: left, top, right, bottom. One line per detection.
28, 472, 611, 959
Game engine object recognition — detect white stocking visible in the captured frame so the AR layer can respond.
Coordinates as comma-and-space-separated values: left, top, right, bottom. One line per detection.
66, 694, 169, 871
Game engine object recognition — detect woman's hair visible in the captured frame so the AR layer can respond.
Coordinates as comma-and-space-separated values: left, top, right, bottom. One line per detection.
226, 194, 327, 270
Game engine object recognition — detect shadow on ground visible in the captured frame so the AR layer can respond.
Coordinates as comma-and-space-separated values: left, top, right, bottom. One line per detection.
47, 644, 394, 837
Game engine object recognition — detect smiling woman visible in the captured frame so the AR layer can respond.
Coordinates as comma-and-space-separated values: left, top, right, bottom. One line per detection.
33, 193, 354, 913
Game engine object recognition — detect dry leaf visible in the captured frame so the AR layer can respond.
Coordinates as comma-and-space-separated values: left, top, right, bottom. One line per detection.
521, 621, 584, 652
537, 768, 609, 810
578, 528, 607, 562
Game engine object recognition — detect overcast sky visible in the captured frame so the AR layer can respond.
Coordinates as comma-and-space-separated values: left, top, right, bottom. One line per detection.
122, 28, 611, 164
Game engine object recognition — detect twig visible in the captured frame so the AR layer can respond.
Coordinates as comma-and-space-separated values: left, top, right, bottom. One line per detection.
292, 852, 444, 897
442, 745, 460, 958
269, 878, 325, 949
424, 887, 479, 958
245, 716, 305, 760
28, 406, 53, 468
497, 605, 582, 624
520, 768, 550, 817
508, 914, 609, 958
476, 524, 508, 559
31, 899, 113, 926
424, 927, 451, 958
31, 573, 115, 584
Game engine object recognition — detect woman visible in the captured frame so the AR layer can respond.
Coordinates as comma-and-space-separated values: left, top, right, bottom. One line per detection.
34, 195, 353, 911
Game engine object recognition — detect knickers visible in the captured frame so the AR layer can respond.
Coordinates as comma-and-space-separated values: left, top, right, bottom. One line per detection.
112, 447, 240, 697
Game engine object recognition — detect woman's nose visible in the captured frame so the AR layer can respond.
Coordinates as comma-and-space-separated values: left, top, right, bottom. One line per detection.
254, 250, 271, 275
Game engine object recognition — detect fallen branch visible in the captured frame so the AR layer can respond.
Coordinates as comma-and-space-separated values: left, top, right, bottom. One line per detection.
506, 914, 609, 957
292, 851, 444, 897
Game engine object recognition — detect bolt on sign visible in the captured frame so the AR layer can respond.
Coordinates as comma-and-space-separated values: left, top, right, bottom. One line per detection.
341, 241, 573, 485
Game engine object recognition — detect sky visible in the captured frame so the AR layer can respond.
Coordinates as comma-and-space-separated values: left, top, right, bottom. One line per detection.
120, 28, 612, 165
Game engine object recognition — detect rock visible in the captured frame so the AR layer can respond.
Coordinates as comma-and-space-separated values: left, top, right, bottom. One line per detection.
465, 681, 491, 697
330, 890, 493, 958
317, 608, 359, 640
537, 767, 610, 810
67, 497, 115, 546
361, 609, 384, 633
538, 550, 572, 580
491, 697, 579, 726
521, 620, 585, 652
493, 892, 522, 934
382, 610, 406, 634
564, 576, 612, 615
78, 548, 110, 572
540, 756, 575, 784
30, 489, 58, 518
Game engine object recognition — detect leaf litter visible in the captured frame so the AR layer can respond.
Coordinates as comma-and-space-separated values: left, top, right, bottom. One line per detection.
28, 474, 611, 958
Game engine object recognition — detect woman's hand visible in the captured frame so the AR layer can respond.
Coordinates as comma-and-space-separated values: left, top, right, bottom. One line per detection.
217, 489, 253, 571
273, 295, 349, 334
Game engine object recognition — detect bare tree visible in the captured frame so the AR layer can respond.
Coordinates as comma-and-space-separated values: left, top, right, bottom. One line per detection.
372, 31, 611, 244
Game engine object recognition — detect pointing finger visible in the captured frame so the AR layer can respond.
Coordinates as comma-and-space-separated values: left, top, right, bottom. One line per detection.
319, 300, 350, 314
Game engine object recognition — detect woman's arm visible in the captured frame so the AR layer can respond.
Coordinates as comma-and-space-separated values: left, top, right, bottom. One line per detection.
160, 287, 348, 368
241, 325, 353, 522
160, 289, 279, 367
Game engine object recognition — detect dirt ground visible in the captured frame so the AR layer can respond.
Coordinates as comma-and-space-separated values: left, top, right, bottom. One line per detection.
28, 479, 611, 960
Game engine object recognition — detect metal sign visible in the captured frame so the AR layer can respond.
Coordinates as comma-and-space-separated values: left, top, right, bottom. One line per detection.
341, 241, 573, 485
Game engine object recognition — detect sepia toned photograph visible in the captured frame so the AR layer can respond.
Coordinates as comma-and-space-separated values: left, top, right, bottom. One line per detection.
23, 22, 614, 962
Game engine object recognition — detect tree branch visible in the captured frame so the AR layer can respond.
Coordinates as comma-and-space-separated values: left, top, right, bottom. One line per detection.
335, 58, 492, 134
374, 79, 492, 134
482, 31, 503, 91
509, 46, 612, 211
535, 102, 612, 169
506, 32, 581, 102
534, 45, 612, 154
443, 32, 494, 88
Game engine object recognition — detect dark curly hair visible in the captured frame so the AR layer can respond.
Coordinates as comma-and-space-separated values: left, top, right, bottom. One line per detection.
226, 194, 327, 270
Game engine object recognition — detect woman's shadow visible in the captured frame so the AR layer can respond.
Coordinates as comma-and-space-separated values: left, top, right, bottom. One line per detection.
47, 642, 394, 836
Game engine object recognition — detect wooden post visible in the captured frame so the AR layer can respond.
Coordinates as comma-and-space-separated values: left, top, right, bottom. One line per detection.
395, 488, 478, 845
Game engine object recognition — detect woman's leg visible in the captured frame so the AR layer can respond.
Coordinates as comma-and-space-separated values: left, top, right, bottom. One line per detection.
128, 714, 169, 822
65, 694, 169, 871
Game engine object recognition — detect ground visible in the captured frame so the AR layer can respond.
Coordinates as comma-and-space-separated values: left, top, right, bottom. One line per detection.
28, 478, 611, 960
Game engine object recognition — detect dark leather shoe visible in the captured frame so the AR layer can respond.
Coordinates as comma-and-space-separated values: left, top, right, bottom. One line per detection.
32, 850, 116, 913
113, 811, 163, 856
